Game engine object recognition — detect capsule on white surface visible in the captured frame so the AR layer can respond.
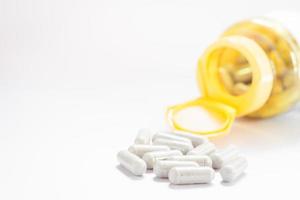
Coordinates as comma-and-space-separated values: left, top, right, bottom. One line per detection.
220, 156, 248, 182
153, 132, 191, 144
142, 150, 183, 169
168, 167, 215, 185
117, 150, 147, 176
134, 128, 153, 145
170, 131, 208, 147
153, 160, 199, 178
187, 142, 216, 156
167, 155, 212, 167
210, 145, 240, 169
128, 144, 170, 157
153, 138, 193, 154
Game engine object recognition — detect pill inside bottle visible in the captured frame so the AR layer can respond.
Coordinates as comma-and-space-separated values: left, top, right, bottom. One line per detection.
216, 49, 253, 96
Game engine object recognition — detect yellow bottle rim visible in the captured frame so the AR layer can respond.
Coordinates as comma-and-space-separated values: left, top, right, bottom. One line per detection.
198, 36, 274, 116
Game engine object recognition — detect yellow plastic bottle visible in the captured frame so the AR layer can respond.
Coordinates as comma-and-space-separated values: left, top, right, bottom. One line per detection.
167, 12, 300, 137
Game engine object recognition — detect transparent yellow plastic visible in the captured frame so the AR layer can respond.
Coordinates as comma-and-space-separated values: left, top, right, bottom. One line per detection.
167, 98, 236, 137
167, 17, 300, 137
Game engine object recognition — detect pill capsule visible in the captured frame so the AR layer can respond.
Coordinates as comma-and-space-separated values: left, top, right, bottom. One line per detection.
187, 142, 216, 156
283, 72, 295, 89
233, 66, 252, 83
270, 51, 287, 76
170, 131, 207, 147
220, 156, 248, 182
276, 40, 291, 66
134, 128, 153, 145
153, 138, 193, 154
167, 155, 212, 167
168, 167, 215, 185
153, 160, 198, 178
272, 78, 283, 94
232, 83, 249, 96
235, 57, 248, 66
117, 150, 147, 176
142, 150, 183, 169
153, 132, 191, 144
219, 67, 234, 90
210, 145, 240, 169
128, 144, 170, 157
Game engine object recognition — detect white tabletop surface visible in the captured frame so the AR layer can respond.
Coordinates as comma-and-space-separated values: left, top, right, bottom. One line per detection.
1, 0, 300, 199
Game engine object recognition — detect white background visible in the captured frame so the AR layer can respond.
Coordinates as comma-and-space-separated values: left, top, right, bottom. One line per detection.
1, 0, 300, 199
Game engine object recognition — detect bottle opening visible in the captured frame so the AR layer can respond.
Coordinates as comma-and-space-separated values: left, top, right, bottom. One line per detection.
214, 47, 253, 96
198, 36, 274, 116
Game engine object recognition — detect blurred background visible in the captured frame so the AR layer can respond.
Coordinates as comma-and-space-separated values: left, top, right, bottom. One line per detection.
1, 0, 300, 199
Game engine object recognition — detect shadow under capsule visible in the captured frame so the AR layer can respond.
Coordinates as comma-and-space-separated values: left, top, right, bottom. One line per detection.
153, 176, 169, 183
169, 182, 214, 190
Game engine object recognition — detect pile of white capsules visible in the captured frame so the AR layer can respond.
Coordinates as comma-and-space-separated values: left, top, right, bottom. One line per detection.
117, 129, 247, 185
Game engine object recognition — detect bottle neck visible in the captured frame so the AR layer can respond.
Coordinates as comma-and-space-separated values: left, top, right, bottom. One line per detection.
198, 36, 274, 117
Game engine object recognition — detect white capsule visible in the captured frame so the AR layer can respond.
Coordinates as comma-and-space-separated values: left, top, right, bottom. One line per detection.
187, 142, 216, 156
134, 128, 153, 145
142, 150, 183, 169
220, 156, 248, 182
128, 144, 170, 157
168, 167, 215, 185
170, 131, 208, 147
167, 155, 212, 167
153, 138, 193, 154
210, 145, 240, 169
153, 132, 191, 144
117, 150, 147, 176
154, 160, 198, 178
